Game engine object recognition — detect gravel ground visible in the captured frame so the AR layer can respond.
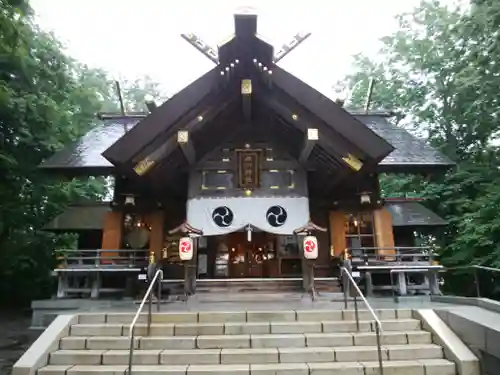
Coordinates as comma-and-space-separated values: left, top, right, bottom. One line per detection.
0, 311, 40, 375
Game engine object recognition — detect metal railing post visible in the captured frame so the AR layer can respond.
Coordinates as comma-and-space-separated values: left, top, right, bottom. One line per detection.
128, 269, 163, 375
343, 283, 348, 309
157, 276, 162, 312
128, 327, 135, 374
341, 267, 383, 375
353, 294, 360, 331
147, 289, 152, 336
375, 322, 384, 375
474, 267, 481, 298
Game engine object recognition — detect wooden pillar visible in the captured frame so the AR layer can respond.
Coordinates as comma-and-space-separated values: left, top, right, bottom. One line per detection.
101, 211, 123, 263
329, 211, 346, 256
373, 208, 395, 256
310, 204, 330, 277
184, 239, 198, 295
148, 211, 165, 260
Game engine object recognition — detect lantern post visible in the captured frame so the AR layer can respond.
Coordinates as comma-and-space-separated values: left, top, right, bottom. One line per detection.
294, 220, 327, 301
168, 222, 203, 299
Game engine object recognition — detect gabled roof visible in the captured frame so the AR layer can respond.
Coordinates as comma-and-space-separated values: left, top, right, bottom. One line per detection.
100, 13, 394, 179
43, 201, 110, 231
359, 115, 454, 171
39, 114, 453, 175
38, 13, 454, 178
385, 200, 448, 227
102, 68, 221, 166
39, 118, 139, 174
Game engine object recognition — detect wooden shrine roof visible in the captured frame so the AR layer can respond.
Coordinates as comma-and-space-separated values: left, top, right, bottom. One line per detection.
43, 201, 110, 231
39, 113, 454, 175
385, 199, 448, 227
358, 115, 454, 172
38, 117, 135, 175
99, 13, 395, 179
39, 12, 454, 181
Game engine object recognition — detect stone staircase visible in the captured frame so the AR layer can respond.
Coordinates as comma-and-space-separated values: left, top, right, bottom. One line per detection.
37, 309, 457, 375
185, 279, 341, 294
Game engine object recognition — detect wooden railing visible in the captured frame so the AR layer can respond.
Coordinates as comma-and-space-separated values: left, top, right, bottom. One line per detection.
53, 249, 149, 298
346, 246, 436, 264
55, 249, 149, 269
343, 247, 442, 297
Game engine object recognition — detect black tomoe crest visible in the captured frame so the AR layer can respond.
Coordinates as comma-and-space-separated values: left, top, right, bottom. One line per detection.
266, 205, 287, 227
212, 206, 234, 227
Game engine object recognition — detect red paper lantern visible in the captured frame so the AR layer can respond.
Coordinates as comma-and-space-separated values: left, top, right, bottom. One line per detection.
179, 237, 193, 261
303, 235, 318, 260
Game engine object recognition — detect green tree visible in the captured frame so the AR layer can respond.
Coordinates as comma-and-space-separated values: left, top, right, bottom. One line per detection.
0, 0, 168, 306
0, 0, 106, 305
337, 0, 500, 282
120, 75, 170, 112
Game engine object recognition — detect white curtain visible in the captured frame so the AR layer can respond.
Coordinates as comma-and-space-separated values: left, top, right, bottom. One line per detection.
187, 197, 310, 236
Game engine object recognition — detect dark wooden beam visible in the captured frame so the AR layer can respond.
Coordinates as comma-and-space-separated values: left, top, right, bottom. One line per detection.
177, 130, 196, 165
180, 33, 218, 64
256, 94, 353, 171
102, 67, 221, 166
130, 97, 236, 177
265, 66, 394, 161
132, 98, 219, 165
273, 32, 311, 63
145, 100, 157, 113
299, 128, 318, 164
241, 79, 252, 123
195, 159, 308, 171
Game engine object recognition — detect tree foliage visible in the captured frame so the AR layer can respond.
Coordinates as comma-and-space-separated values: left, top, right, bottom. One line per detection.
0, 0, 166, 306
337, 0, 500, 286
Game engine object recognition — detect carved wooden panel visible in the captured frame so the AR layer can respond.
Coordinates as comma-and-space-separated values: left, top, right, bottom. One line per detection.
236, 150, 261, 188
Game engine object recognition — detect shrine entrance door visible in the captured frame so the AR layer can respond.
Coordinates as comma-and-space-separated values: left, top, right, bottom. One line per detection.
227, 232, 276, 278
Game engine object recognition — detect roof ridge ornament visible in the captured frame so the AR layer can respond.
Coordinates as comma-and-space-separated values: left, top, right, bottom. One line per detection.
180, 33, 219, 64
273, 32, 312, 63
181, 14, 311, 65
235, 5, 257, 15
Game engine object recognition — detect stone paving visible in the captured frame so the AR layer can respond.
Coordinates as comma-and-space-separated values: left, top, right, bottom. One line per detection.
86, 295, 457, 313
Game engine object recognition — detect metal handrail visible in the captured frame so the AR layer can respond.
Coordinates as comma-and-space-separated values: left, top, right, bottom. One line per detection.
441, 264, 500, 298
443, 265, 500, 273
127, 269, 163, 375
341, 267, 384, 375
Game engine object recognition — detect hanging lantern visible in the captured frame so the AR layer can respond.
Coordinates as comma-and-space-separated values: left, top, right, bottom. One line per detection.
246, 225, 253, 242
178, 237, 193, 261
303, 235, 318, 260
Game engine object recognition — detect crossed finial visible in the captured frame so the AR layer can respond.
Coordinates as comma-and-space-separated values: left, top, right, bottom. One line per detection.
180, 14, 311, 64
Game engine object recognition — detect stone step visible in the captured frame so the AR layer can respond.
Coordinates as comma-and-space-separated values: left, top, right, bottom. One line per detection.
193, 280, 308, 294
48, 344, 444, 366
77, 309, 413, 325
69, 319, 421, 336
38, 358, 456, 375
59, 331, 432, 350
67, 321, 406, 337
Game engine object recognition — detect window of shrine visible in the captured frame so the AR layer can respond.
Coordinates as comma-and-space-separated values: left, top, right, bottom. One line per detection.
344, 212, 376, 249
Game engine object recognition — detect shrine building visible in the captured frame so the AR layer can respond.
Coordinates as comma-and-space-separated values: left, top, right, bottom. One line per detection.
40, 12, 453, 297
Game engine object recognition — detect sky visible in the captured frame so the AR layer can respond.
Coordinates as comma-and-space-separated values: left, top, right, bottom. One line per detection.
30, 0, 462, 99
